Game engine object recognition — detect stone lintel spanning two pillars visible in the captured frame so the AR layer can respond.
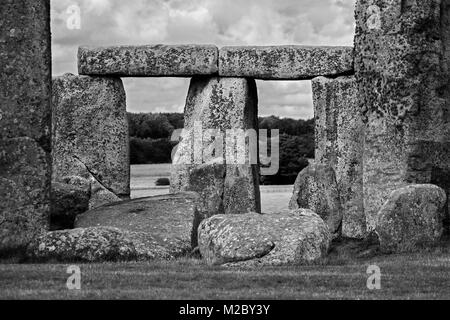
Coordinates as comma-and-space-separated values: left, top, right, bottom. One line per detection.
78, 45, 354, 80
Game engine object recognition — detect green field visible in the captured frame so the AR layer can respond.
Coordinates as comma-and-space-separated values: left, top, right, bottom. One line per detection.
1, 251, 450, 299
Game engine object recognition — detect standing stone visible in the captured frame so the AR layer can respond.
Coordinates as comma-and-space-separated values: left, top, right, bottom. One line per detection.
354, 0, 450, 231
312, 76, 365, 238
171, 77, 261, 220
52, 73, 130, 199
0, 0, 52, 252
376, 184, 447, 253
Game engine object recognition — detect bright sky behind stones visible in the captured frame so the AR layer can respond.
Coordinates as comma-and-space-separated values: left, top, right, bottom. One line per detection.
51, 0, 355, 119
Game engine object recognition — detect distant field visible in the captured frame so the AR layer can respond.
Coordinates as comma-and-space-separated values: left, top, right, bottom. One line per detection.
131, 164, 293, 213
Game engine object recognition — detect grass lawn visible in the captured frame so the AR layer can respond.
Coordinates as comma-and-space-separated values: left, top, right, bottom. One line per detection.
1, 250, 450, 300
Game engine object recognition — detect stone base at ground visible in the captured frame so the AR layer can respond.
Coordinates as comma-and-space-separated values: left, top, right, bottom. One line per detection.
289, 164, 342, 236
198, 209, 331, 266
27, 227, 174, 262
75, 193, 200, 255
376, 184, 447, 253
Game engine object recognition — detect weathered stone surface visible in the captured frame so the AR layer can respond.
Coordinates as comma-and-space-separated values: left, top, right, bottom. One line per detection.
355, 0, 450, 231
171, 77, 261, 221
75, 193, 200, 255
78, 45, 218, 77
376, 184, 447, 253
88, 178, 122, 210
27, 227, 173, 262
0, 0, 51, 252
289, 164, 342, 235
219, 46, 354, 80
312, 76, 365, 238
198, 209, 331, 266
183, 164, 225, 219
0, 138, 51, 250
50, 182, 90, 230
52, 73, 130, 198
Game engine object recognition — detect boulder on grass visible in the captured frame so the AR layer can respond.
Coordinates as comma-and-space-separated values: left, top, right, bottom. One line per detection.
289, 163, 342, 235
75, 192, 200, 255
27, 227, 173, 262
198, 209, 331, 266
376, 184, 447, 253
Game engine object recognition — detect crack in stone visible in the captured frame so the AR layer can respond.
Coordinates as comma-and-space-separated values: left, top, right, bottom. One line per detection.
72, 155, 117, 196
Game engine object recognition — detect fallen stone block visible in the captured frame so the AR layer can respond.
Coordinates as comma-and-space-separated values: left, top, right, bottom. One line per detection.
198, 209, 331, 266
0, 0, 51, 252
219, 46, 354, 80
312, 76, 365, 238
289, 163, 342, 236
27, 227, 173, 262
78, 45, 219, 77
75, 193, 200, 255
52, 73, 130, 198
376, 184, 447, 253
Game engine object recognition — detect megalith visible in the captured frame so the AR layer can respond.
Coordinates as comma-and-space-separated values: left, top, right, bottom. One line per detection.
312, 76, 365, 238
171, 77, 261, 220
52, 74, 130, 201
354, 0, 450, 231
0, 0, 52, 252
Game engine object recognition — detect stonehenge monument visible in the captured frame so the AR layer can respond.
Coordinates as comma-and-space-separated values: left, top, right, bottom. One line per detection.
1, 0, 449, 261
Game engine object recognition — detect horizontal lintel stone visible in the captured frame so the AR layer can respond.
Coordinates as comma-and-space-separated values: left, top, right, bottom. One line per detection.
219, 46, 354, 80
78, 45, 219, 77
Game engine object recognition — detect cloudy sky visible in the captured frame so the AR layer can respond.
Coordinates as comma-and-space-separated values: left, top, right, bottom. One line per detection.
51, 0, 356, 119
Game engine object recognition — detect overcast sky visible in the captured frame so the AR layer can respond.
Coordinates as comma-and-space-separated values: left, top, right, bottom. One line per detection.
51, 0, 356, 119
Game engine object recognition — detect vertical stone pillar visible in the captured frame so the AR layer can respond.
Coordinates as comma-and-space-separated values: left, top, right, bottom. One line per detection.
313, 76, 365, 238
354, 0, 450, 231
52, 74, 130, 200
171, 77, 260, 220
0, 0, 52, 252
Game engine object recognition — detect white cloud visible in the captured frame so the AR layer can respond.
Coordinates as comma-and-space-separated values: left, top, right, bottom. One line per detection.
50, 0, 356, 119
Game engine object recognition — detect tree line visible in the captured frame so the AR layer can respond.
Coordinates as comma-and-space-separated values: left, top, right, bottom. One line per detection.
128, 113, 314, 185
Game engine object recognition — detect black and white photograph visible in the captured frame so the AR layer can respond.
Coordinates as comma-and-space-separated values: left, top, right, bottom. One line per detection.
1, 0, 450, 307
